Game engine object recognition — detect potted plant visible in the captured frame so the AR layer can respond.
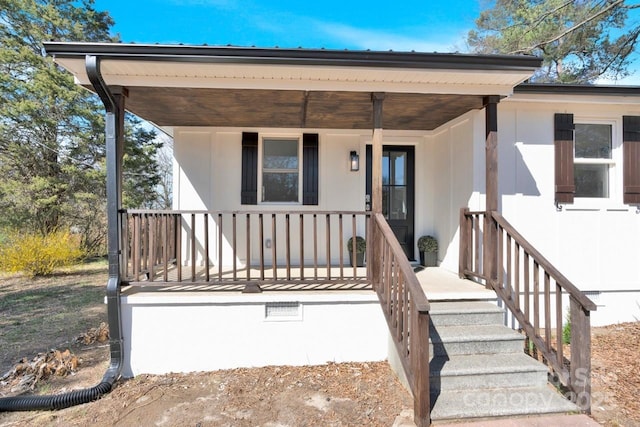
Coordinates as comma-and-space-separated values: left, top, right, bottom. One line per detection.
417, 235, 438, 267
347, 236, 366, 267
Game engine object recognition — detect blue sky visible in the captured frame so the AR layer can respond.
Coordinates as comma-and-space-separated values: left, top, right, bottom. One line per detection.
93, 0, 479, 52
93, 0, 640, 83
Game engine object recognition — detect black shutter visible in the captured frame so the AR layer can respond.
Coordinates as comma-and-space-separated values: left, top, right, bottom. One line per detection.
302, 133, 319, 205
623, 116, 640, 205
241, 132, 258, 205
554, 113, 575, 205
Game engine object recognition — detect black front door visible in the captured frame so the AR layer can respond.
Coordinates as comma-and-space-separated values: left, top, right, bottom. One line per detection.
366, 145, 415, 260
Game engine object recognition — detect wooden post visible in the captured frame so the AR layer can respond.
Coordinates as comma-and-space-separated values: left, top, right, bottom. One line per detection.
570, 296, 592, 413
459, 207, 470, 278
371, 93, 385, 287
371, 93, 384, 214
413, 306, 431, 427
483, 96, 500, 287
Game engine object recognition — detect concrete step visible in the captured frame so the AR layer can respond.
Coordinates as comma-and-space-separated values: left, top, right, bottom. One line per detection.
430, 353, 548, 392
429, 301, 504, 327
430, 324, 524, 357
430, 386, 579, 422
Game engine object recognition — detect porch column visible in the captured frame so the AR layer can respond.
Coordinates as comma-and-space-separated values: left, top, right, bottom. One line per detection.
371, 93, 384, 287
371, 93, 384, 214
483, 96, 500, 285
105, 87, 126, 278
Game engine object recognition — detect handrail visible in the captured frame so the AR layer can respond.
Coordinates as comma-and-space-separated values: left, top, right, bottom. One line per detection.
372, 213, 430, 427
460, 208, 595, 413
491, 212, 596, 311
124, 209, 368, 215
120, 209, 371, 289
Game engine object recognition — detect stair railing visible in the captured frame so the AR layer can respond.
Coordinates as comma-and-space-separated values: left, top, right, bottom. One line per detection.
459, 208, 596, 413
371, 213, 431, 426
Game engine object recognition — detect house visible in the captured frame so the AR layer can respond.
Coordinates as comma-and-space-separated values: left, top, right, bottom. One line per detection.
41, 41, 640, 424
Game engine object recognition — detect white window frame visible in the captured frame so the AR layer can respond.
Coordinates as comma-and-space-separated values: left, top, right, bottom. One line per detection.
258, 134, 302, 205
571, 118, 622, 209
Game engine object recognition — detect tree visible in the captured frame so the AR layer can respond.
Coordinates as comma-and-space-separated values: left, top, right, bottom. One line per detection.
0, 0, 164, 254
467, 0, 640, 83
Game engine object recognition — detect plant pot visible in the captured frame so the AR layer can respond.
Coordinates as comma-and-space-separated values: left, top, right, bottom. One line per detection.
419, 251, 437, 267
349, 252, 365, 267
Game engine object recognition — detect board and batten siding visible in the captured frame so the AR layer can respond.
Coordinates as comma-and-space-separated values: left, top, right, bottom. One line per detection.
497, 98, 640, 325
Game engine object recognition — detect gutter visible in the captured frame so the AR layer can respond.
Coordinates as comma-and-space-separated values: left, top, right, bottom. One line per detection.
515, 83, 640, 96
0, 55, 124, 411
43, 41, 543, 72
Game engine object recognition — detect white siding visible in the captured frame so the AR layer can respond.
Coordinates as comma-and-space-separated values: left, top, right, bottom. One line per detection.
496, 99, 640, 325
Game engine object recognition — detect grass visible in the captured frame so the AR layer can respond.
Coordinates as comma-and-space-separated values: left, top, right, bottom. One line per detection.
0, 259, 108, 374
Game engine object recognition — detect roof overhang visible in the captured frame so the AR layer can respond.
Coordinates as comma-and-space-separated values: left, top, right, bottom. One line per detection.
510, 83, 640, 105
44, 42, 542, 130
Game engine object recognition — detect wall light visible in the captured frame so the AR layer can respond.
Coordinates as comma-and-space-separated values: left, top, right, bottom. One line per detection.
350, 150, 360, 172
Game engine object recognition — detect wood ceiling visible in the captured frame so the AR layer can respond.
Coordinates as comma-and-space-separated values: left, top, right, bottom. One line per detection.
123, 87, 485, 131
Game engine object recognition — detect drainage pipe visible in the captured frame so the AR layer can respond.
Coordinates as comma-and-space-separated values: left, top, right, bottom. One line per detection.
0, 55, 124, 411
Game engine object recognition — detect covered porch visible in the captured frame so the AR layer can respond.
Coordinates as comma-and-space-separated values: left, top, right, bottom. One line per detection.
45, 42, 595, 425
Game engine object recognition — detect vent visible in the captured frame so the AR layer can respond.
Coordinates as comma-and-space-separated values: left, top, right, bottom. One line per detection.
583, 291, 601, 305
265, 302, 302, 321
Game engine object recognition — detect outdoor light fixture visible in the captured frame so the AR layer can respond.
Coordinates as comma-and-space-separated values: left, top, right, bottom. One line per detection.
350, 151, 360, 171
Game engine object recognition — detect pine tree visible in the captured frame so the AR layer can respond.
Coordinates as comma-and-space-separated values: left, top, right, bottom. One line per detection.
0, 0, 164, 254
468, 0, 640, 83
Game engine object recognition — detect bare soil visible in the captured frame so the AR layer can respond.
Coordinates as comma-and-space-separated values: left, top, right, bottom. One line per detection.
0, 264, 639, 426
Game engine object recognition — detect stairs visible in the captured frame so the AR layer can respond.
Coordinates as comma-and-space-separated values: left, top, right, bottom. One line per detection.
429, 301, 579, 422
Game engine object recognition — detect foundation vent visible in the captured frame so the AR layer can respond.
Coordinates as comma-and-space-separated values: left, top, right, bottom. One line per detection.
265, 301, 302, 321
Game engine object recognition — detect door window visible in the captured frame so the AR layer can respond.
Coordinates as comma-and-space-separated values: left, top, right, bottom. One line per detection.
383, 151, 407, 220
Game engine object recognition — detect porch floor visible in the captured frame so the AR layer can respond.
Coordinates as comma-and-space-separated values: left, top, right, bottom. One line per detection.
124, 264, 493, 301
414, 266, 495, 301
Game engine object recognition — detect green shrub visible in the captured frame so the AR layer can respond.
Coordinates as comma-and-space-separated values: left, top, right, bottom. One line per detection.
0, 231, 84, 277
562, 312, 571, 345
347, 236, 366, 253
417, 235, 438, 252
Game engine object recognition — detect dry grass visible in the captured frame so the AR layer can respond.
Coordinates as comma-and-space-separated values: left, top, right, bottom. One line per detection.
0, 260, 108, 374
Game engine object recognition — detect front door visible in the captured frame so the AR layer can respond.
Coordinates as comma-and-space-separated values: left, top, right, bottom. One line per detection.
366, 145, 415, 260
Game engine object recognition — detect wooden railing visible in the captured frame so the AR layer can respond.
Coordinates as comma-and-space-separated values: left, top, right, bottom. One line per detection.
121, 209, 431, 423
460, 208, 597, 413
120, 210, 370, 288
372, 213, 430, 427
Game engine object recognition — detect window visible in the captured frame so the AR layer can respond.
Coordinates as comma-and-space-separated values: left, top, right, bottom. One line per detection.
556, 114, 640, 206
574, 123, 613, 198
241, 132, 318, 206
262, 138, 300, 203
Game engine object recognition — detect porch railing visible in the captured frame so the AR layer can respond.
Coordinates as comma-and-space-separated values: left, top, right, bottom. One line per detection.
121, 209, 431, 423
372, 213, 430, 427
459, 208, 596, 413
120, 210, 370, 289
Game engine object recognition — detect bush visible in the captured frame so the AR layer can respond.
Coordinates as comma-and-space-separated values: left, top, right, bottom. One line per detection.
347, 236, 366, 253
417, 235, 438, 253
0, 231, 84, 277
563, 313, 571, 345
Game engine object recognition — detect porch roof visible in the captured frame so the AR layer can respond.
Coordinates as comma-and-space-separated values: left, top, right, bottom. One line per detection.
44, 42, 541, 131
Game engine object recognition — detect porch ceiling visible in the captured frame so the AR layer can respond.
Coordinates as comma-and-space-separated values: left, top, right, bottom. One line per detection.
44, 42, 542, 131
123, 87, 484, 130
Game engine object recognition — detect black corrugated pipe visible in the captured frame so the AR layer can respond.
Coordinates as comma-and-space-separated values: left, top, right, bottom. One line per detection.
0, 55, 124, 411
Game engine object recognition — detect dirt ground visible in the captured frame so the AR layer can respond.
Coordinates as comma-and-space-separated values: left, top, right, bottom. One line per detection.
0, 266, 639, 426
0, 349, 413, 427
0, 324, 638, 427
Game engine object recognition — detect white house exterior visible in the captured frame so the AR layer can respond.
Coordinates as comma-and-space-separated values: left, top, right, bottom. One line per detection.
171, 87, 640, 327
41, 42, 640, 422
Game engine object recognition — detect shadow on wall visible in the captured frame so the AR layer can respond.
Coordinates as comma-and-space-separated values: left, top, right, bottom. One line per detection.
511, 142, 541, 198
439, 139, 541, 272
